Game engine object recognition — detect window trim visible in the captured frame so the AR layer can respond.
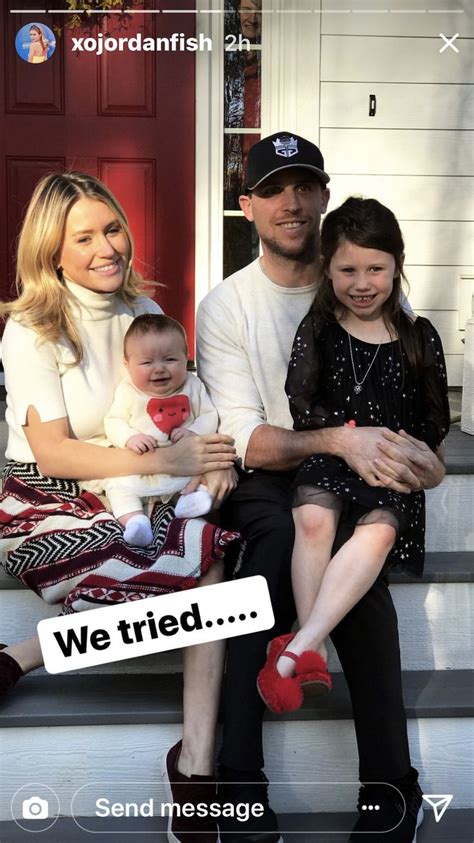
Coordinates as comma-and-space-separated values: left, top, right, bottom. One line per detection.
194, 0, 322, 307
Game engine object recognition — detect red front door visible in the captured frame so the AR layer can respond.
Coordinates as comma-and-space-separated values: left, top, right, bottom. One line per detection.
0, 1, 197, 351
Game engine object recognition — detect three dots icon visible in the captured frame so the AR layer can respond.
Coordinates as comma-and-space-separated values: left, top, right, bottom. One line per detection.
205, 611, 258, 629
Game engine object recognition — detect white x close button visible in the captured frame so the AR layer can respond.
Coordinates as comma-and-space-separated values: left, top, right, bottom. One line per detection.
439, 33, 460, 54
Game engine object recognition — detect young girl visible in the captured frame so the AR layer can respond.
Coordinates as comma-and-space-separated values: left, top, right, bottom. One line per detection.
257, 196, 450, 714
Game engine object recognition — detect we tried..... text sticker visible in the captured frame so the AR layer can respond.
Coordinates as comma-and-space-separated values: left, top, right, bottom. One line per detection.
37, 576, 274, 673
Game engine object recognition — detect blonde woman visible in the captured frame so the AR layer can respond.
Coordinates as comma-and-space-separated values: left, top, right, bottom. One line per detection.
0, 172, 238, 843
28, 24, 48, 63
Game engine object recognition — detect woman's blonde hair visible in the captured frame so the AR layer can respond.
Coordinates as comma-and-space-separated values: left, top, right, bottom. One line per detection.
0, 171, 149, 365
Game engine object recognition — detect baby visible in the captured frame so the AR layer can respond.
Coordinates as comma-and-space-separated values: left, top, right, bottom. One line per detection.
94, 314, 217, 546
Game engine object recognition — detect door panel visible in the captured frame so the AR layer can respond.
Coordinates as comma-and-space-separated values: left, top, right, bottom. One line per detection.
100, 159, 156, 289
0, 2, 196, 350
5, 157, 65, 299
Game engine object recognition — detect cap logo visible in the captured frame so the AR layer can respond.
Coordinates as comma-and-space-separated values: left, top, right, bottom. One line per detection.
273, 136, 298, 158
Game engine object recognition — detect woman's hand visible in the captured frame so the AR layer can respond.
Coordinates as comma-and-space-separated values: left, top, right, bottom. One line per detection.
23, 407, 235, 481
157, 433, 236, 477
181, 467, 239, 509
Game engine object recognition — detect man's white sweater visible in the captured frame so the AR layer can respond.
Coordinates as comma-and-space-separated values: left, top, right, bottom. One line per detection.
196, 258, 317, 467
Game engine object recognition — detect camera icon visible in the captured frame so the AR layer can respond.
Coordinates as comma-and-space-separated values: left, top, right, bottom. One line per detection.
22, 796, 49, 819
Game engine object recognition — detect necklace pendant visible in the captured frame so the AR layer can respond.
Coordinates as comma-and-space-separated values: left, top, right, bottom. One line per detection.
354, 384, 362, 395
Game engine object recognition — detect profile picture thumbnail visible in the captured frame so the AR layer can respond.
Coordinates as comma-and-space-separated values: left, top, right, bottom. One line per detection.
15, 22, 56, 64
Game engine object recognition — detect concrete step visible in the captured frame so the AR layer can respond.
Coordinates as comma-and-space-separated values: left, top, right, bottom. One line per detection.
390, 551, 474, 583
2, 671, 472, 727
1, 809, 473, 842
2, 552, 472, 672
0, 671, 473, 813
425, 475, 473, 551
425, 428, 474, 550
441, 425, 474, 474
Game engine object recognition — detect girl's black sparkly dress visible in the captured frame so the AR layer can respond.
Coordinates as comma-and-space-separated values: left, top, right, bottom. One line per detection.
285, 310, 450, 576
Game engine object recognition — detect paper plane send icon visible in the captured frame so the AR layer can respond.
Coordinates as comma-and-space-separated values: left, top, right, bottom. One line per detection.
422, 794, 453, 822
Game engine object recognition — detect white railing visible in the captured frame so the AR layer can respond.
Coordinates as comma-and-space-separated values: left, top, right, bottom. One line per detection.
461, 293, 474, 435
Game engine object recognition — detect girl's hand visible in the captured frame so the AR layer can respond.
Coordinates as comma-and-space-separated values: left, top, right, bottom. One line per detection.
157, 433, 236, 477
181, 467, 239, 509
126, 433, 157, 454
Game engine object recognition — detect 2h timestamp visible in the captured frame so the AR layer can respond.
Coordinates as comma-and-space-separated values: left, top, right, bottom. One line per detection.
224, 34, 252, 52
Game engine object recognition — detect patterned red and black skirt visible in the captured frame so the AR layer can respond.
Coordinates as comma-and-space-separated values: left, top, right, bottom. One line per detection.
0, 462, 240, 615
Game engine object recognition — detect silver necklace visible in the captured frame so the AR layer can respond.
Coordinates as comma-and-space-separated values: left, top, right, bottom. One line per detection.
347, 333, 381, 394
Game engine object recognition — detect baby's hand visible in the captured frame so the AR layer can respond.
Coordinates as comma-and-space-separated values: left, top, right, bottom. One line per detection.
126, 433, 158, 454
170, 428, 196, 444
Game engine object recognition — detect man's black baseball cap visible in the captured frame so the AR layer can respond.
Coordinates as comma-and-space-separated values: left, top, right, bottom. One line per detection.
244, 132, 330, 191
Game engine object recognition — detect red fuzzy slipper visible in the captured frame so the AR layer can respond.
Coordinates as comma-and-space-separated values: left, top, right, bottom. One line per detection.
295, 650, 332, 695
257, 633, 303, 714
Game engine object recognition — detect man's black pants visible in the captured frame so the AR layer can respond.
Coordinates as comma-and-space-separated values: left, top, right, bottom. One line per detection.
219, 468, 411, 781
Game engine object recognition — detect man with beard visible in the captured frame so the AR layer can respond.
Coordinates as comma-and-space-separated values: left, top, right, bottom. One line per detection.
196, 132, 443, 842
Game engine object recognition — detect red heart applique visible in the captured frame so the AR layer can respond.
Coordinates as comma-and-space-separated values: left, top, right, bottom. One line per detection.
146, 394, 191, 435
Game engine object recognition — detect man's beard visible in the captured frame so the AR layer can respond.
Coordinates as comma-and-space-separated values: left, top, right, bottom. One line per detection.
259, 230, 319, 265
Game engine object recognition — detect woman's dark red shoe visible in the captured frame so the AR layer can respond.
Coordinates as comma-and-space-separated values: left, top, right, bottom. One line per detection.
0, 645, 23, 696
257, 633, 332, 714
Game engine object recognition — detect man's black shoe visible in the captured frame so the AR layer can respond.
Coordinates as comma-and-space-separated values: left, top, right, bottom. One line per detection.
349, 767, 423, 842
218, 766, 283, 842
162, 741, 218, 843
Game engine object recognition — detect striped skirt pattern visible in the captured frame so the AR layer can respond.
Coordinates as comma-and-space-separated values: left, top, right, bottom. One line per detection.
0, 462, 240, 614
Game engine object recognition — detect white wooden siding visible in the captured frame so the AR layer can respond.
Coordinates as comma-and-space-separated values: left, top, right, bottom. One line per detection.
321, 36, 473, 84
444, 356, 464, 384
321, 129, 473, 176
319, 0, 474, 384
320, 83, 473, 130
401, 265, 473, 310
329, 177, 474, 222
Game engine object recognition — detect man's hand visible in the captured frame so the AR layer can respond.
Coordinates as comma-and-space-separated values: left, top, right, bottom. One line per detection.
374, 429, 445, 491
181, 467, 238, 509
126, 433, 158, 454
170, 428, 196, 444
339, 426, 445, 492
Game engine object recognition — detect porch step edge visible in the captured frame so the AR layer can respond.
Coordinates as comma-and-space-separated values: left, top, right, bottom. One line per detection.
0, 669, 472, 728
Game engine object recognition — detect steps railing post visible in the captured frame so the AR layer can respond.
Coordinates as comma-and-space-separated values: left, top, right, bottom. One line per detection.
461, 305, 474, 435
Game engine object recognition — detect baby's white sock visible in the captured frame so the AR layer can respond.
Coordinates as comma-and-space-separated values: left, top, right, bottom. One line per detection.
123, 514, 153, 547
174, 485, 213, 519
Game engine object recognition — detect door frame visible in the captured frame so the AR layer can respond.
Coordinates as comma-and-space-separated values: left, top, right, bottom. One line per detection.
194, 0, 323, 306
